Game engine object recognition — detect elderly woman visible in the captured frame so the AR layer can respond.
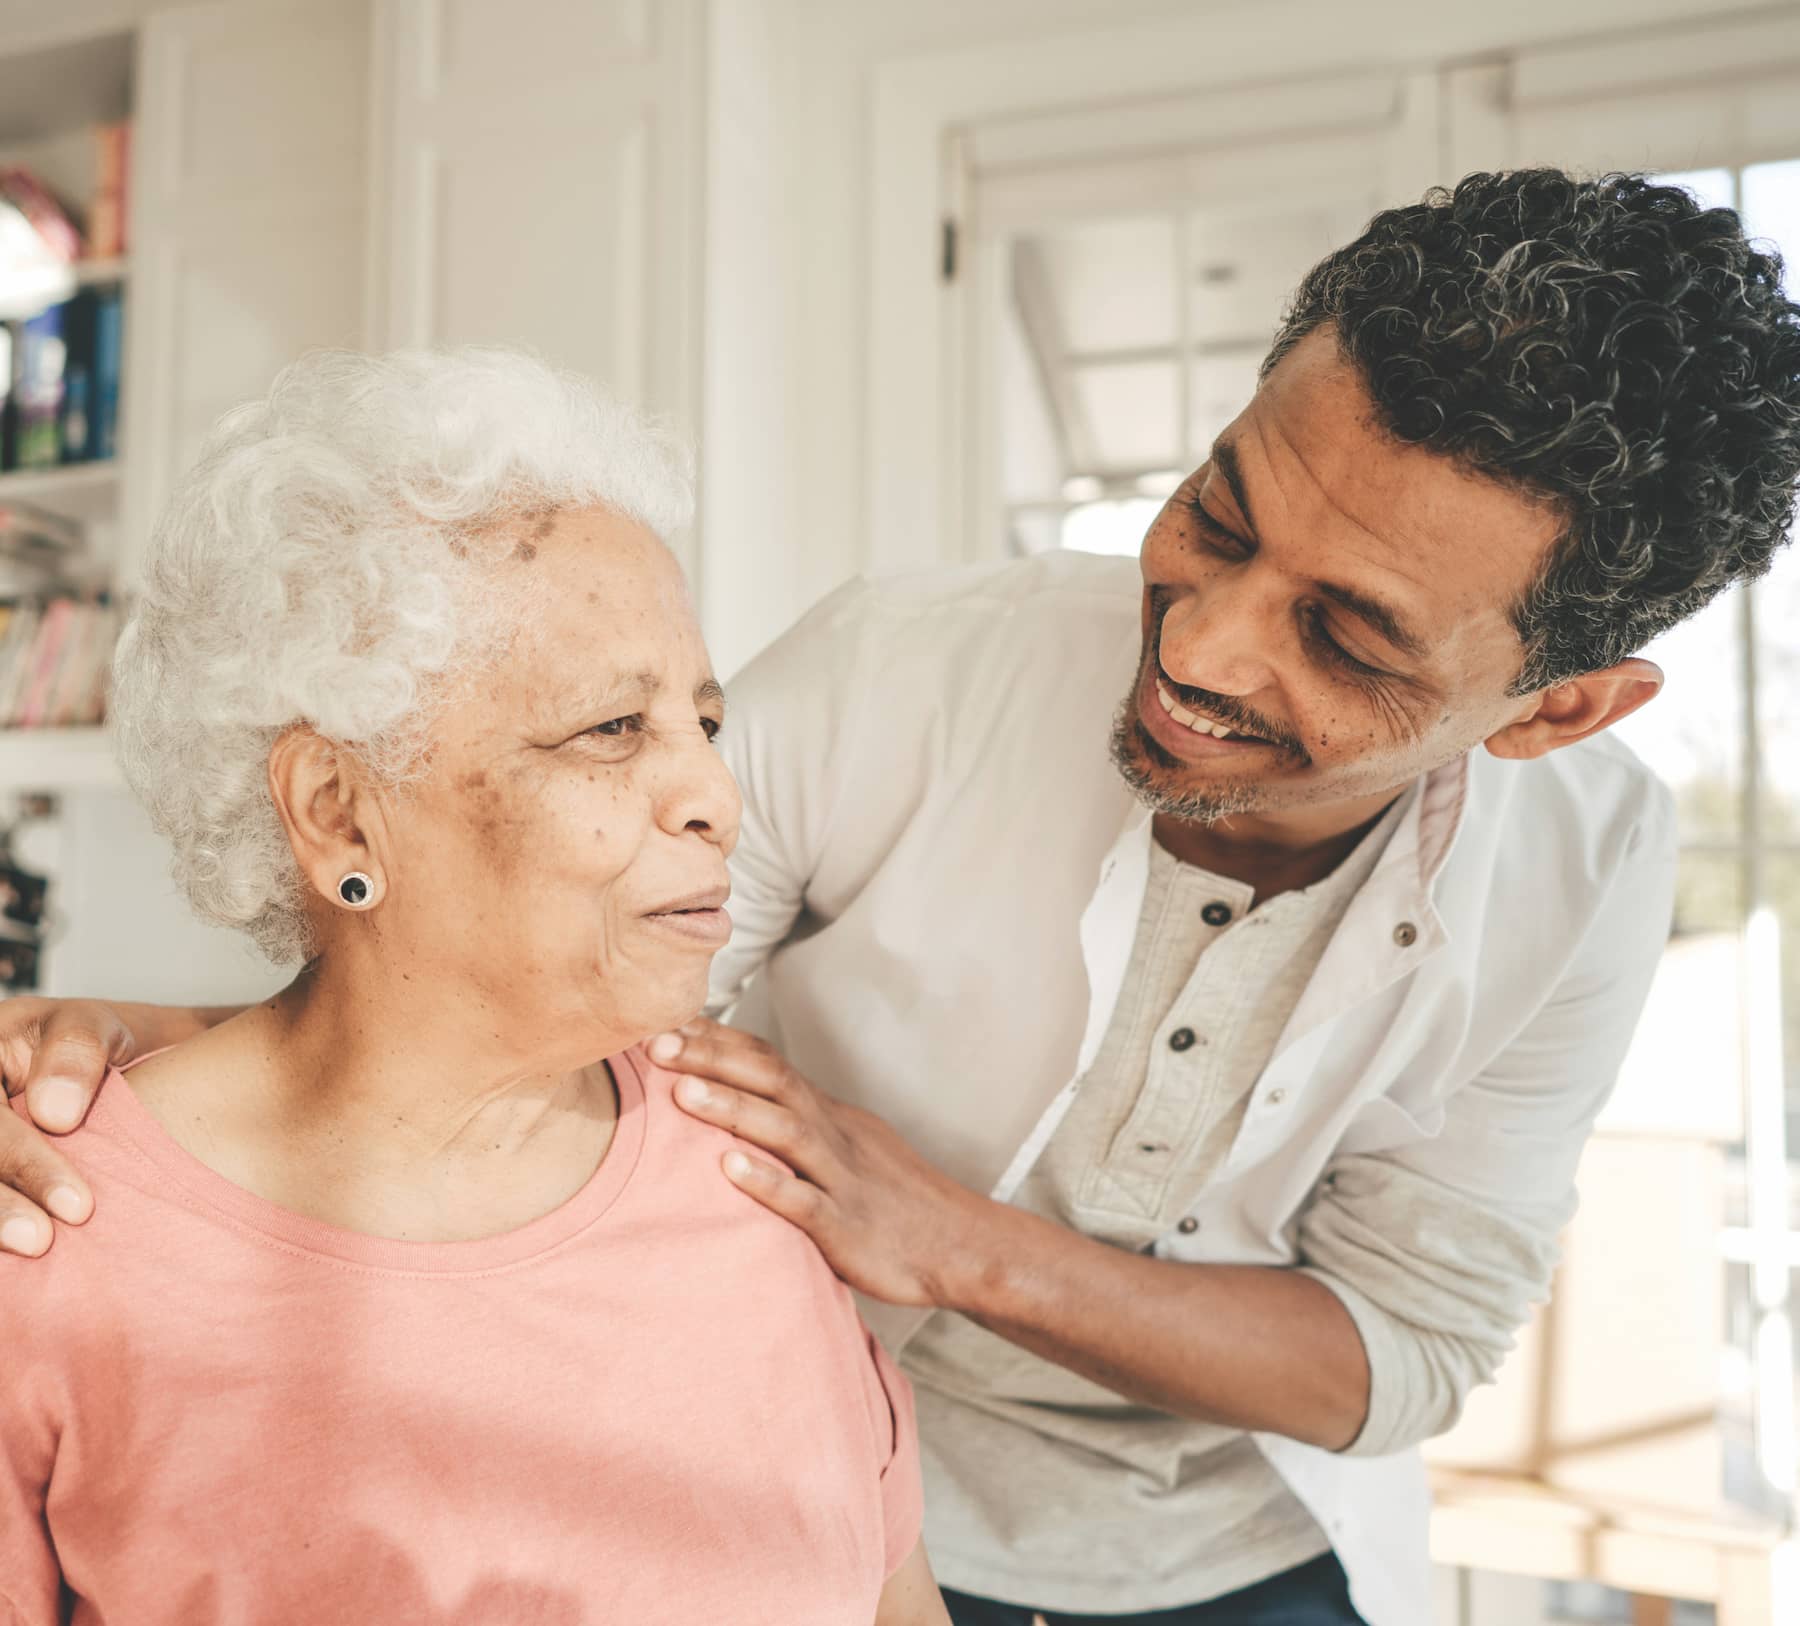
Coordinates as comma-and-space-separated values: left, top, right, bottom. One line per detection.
0, 348, 948, 1625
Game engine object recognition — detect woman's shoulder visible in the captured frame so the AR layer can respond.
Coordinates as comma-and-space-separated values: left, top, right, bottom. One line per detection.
613, 1044, 831, 1261
0, 1075, 156, 1312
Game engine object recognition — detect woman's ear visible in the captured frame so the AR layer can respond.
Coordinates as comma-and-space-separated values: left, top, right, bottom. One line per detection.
267, 728, 392, 908
1484, 657, 1664, 761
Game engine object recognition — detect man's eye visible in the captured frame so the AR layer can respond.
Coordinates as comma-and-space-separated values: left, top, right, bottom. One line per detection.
1301, 607, 1386, 680
700, 717, 723, 742
1186, 500, 1250, 556
587, 715, 643, 739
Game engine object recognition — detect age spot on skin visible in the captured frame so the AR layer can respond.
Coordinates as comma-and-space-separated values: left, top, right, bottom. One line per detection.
512, 540, 539, 563
533, 512, 557, 540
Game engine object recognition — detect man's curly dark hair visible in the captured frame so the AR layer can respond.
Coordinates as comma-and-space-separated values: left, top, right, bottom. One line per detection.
1264, 169, 1800, 693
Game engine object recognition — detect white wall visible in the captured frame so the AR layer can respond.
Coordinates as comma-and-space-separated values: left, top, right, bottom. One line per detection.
44, 791, 281, 1004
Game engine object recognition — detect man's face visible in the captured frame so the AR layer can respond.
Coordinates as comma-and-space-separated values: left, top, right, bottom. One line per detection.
1114, 328, 1567, 823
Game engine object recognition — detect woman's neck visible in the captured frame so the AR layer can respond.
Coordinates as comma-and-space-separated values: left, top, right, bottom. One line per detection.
124, 954, 626, 1242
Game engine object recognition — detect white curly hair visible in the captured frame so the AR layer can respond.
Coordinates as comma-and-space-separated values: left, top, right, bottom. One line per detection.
110, 345, 695, 963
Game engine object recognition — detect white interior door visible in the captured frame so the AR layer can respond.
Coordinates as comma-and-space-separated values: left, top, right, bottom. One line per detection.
370, 0, 705, 569
119, 0, 372, 586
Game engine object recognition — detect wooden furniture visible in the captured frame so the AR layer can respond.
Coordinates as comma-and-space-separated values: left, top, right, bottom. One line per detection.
1431, 1468, 1793, 1626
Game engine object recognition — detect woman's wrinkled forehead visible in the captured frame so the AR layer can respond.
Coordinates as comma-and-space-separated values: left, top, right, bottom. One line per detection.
492, 506, 706, 694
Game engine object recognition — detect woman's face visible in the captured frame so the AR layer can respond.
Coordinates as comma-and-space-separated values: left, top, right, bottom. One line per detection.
365, 506, 740, 1057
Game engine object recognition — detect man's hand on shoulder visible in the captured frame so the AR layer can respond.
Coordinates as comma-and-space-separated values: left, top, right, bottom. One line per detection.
0, 997, 140, 1254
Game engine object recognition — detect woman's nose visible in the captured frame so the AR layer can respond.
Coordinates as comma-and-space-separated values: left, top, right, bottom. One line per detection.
1159, 577, 1282, 699
661, 728, 742, 851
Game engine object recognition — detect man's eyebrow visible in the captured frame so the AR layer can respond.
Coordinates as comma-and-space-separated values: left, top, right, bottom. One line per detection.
695, 678, 725, 708
1210, 438, 1259, 541
1317, 582, 1428, 660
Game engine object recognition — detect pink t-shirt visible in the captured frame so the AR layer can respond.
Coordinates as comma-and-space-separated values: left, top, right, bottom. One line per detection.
0, 1048, 922, 1625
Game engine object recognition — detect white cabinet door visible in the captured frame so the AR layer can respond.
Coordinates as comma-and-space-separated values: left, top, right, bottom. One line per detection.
371, 0, 704, 563
119, 0, 372, 586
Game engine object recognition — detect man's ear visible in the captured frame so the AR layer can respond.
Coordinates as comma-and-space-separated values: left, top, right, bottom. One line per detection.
267, 727, 390, 905
1484, 657, 1664, 762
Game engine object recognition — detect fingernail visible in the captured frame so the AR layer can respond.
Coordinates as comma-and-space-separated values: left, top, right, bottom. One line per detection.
31, 1079, 85, 1132
46, 1186, 88, 1224
677, 1077, 709, 1107
1, 1216, 46, 1255
647, 1034, 682, 1064
724, 1151, 750, 1179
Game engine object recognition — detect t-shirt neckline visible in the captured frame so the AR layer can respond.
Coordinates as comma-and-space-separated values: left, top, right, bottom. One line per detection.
93, 1046, 650, 1276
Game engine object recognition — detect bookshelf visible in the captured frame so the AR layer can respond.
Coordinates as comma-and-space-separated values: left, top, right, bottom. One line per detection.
0, 27, 132, 797
0, 459, 121, 522
72, 257, 127, 288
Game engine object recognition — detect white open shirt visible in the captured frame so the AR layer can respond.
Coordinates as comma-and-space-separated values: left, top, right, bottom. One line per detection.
709, 549, 1678, 1626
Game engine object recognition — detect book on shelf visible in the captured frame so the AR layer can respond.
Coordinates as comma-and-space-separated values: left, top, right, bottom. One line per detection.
0, 284, 121, 474
13, 303, 66, 471
90, 286, 122, 462
88, 123, 132, 261
0, 594, 114, 728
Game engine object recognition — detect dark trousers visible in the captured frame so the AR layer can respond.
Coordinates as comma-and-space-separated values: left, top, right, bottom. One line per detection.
942, 1552, 1364, 1626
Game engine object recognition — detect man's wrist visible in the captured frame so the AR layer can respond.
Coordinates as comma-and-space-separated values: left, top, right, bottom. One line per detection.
926, 1191, 1033, 1317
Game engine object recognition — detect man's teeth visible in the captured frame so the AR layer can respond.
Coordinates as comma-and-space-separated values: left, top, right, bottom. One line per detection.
1156, 679, 1256, 741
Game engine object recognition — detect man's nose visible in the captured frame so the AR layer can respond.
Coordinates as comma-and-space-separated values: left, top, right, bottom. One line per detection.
1159, 575, 1282, 699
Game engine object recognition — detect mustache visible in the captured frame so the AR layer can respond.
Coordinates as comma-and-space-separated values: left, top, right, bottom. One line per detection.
1146, 587, 1310, 763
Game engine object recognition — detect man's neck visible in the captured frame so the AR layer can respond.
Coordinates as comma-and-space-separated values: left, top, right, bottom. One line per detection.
1152, 784, 1408, 904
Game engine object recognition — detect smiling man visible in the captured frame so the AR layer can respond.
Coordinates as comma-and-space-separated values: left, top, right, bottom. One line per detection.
5, 171, 1800, 1626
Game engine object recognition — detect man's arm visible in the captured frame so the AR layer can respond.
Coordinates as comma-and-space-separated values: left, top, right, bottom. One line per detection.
659, 1025, 1370, 1447
658, 780, 1678, 1455
0, 997, 242, 1251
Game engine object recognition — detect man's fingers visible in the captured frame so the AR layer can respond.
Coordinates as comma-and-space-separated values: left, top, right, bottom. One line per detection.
22, 1003, 134, 1134
674, 1076, 831, 1173
722, 1149, 828, 1230
0, 1109, 92, 1251
649, 1023, 791, 1099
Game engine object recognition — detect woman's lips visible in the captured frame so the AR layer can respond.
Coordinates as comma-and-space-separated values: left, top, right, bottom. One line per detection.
643, 906, 733, 947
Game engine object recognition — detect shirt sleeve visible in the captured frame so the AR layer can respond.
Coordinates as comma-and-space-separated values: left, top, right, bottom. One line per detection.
1296, 780, 1679, 1458
863, 1327, 926, 1580
0, 1280, 62, 1623
707, 578, 883, 1018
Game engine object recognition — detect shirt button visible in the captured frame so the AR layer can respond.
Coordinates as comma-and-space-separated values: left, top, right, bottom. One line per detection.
1202, 901, 1233, 927
1177, 1216, 1199, 1234
1393, 921, 1418, 947
1269, 1088, 1287, 1106
1168, 1027, 1198, 1053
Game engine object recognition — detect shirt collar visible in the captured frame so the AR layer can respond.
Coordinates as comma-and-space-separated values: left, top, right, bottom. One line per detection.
1104, 750, 1471, 915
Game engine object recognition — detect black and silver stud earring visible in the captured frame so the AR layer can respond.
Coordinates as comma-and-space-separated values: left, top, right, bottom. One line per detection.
337, 871, 378, 909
